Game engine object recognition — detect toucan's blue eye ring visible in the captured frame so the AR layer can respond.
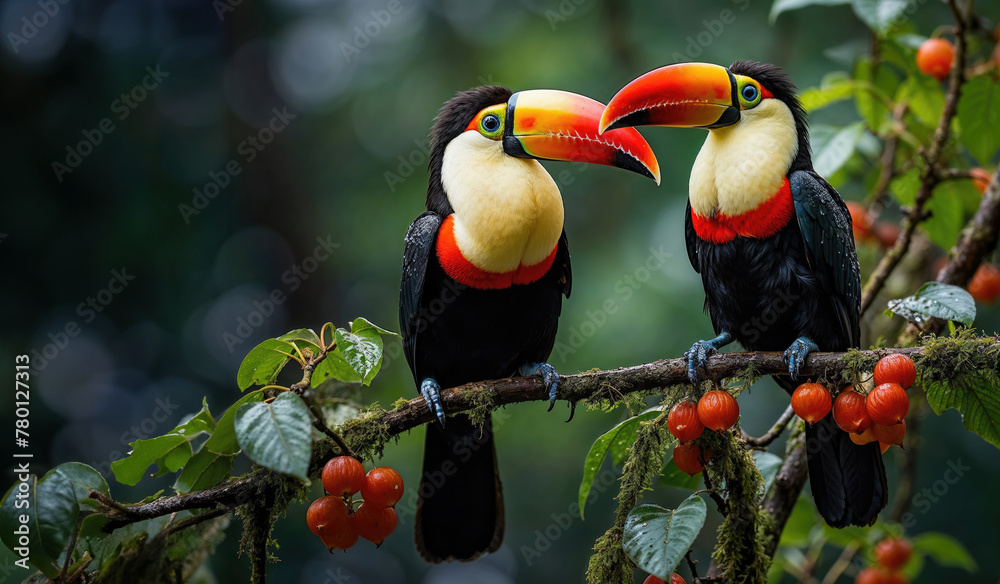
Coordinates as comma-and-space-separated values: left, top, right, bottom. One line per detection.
742, 85, 758, 101
481, 114, 501, 133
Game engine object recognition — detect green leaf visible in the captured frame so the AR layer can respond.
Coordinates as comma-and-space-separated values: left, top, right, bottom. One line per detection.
911, 532, 977, 572
770, 0, 850, 23
754, 451, 784, 498
577, 408, 666, 518
112, 399, 215, 485
33, 463, 109, 561
801, 72, 856, 112
886, 282, 976, 327
853, 59, 895, 132
889, 166, 921, 205
924, 371, 1000, 449
896, 75, 945, 128
235, 392, 313, 479
335, 327, 383, 386
280, 328, 322, 351
112, 434, 188, 486
237, 339, 296, 391
623, 495, 707, 580
922, 183, 968, 249
850, 0, 909, 35
0, 476, 61, 577
811, 123, 867, 177
204, 390, 265, 455
659, 458, 702, 490
957, 76, 1000, 165
174, 448, 235, 494
351, 317, 400, 337
312, 348, 363, 385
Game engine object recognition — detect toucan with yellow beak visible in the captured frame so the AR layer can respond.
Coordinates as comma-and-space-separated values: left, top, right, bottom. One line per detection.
400, 85, 659, 562
599, 61, 886, 528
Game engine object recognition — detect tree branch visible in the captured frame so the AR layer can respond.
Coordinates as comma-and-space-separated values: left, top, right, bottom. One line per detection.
742, 405, 796, 448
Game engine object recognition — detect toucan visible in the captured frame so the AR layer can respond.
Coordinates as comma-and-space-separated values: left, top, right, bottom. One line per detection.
400, 85, 659, 562
599, 61, 887, 527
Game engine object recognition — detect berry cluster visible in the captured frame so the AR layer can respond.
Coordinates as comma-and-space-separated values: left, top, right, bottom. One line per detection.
305, 456, 404, 551
667, 390, 740, 476
643, 573, 687, 584
790, 354, 915, 452
856, 537, 913, 584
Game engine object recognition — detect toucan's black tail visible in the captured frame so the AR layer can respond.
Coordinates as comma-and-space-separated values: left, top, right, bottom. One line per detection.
803, 412, 887, 527
415, 413, 504, 562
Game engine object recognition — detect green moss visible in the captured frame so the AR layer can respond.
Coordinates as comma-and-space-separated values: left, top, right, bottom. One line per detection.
586, 414, 672, 584
917, 332, 1000, 383
701, 430, 769, 584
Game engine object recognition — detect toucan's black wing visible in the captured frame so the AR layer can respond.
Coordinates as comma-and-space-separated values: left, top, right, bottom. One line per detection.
789, 170, 862, 347
399, 211, 443, 375
555, 230, 572, 299
684, 200, 700, 274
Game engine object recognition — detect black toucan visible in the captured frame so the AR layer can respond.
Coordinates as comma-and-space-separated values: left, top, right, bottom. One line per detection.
599, 61, 887, 527
400, 85, 659, 562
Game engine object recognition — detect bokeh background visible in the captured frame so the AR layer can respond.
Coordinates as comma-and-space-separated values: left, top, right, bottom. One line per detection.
2, 0, 999, 582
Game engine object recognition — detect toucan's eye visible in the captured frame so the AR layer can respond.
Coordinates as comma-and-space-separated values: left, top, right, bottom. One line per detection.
481, 114, 501, 133
742, 85, 758, 101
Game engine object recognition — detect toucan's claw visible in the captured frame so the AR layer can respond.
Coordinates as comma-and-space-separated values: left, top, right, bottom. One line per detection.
783, 337, 819, 381
420, 378, 446, 428
565, 401, 577, 423
684, 332, 734, 384
520, 362, 560, 411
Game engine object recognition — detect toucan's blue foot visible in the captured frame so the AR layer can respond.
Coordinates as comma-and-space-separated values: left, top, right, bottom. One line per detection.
520, 362, 560, 411
420, 378, 446, 428
783, 337, 819, 381
684, 332, 734, 384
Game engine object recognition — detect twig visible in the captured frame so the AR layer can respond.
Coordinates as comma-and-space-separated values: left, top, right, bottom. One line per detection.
820, 541, 861, 584
859, 0, 971, 317
742, 405, 796, 448
686, 549, 702, 583
160, 507, 228, 538
761, 420, 809, 560
700, 472, 729, 516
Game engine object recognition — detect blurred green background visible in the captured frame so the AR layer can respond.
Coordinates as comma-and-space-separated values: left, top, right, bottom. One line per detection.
2, 0, 998, 582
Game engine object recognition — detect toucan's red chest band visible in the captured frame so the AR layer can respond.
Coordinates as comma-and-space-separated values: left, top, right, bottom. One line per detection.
435, 214, 557, 289
691, 177, 794, 244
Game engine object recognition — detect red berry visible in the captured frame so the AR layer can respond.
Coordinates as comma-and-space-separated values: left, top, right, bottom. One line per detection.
866, 383, 909, 426
352, 502, 398, 545
847, 201, 873, 241
697, 390, 739, 432
874, 222, 900, 249
874, 537, 913, 570
849, 427, 878, 446
319, 517, 360, 551
360, 466, 404, 508
873, 354, 917, 389
668, 401, 705, 443
306, 495, 351, 537
855, 567, 891, 584
916, 38, 955, 81
970, 167, 992, 194
642, 575, 686, 584
322, 456, 366, 498
967, 263, 1000, 303
673, 443, 710, 476
833, 387, 872, 434
791, 383, 832, 424
883, 573, 909, 584
871, 421, 906, 447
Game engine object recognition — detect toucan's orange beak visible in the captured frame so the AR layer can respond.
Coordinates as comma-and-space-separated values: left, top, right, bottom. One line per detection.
600, 63, 739, 133
504, 89, 661, 185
